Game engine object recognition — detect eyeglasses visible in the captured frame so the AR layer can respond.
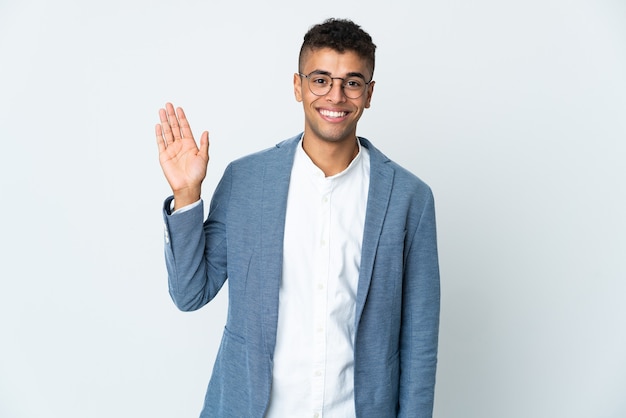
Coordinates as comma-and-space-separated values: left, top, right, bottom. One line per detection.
298, 71, 372, 99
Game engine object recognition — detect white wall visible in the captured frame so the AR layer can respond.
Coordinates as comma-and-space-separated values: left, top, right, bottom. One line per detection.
1, 0, 624, 417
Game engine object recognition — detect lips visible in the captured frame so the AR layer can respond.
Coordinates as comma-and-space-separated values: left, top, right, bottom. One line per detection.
319, 109, 349, 119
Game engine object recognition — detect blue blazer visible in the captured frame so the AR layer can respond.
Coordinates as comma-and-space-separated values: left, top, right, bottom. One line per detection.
163, 135, 440, 417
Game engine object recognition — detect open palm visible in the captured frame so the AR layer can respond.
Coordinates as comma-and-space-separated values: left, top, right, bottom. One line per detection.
155, 103, 209, 207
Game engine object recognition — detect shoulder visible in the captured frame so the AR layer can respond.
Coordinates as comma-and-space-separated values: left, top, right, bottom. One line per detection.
360, 136, 433, 198
216, 134, 301, 193
229, 133, 301, 169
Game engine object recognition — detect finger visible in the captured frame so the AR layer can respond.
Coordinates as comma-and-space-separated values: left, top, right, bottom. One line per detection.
199, 131, 210, 160
176, 107, 194, 140
156, 124, 167, 153
166, 102, 182, 140
158, 107, 174, 145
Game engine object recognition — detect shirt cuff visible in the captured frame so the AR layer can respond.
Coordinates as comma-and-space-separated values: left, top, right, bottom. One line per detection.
170, 199, 202, 215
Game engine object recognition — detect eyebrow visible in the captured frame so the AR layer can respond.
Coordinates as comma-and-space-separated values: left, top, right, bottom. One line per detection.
309, 70, 367, 80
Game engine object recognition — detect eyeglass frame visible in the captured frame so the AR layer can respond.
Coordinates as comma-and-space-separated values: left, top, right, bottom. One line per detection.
297, 71, 374, 99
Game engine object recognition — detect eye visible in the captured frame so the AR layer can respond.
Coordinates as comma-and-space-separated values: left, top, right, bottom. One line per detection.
311, 75, 330, 85
345, 78, 364, 89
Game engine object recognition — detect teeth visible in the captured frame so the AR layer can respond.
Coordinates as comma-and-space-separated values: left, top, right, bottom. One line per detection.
320, 109, 347, 118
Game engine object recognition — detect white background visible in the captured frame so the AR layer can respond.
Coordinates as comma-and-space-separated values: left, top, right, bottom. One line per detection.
1, 0, 625, 417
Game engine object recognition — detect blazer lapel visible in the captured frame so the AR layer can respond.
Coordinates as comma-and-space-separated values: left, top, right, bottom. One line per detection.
355, 138, 394, 329
257, 135, 300, 358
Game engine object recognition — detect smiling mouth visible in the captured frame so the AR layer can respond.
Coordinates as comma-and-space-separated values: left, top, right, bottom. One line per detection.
319, 109, 348, 119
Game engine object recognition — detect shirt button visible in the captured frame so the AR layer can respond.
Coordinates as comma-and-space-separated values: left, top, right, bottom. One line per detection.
320, 239, 326, 246
322, 196, 329, 203
317, 283, 324, 290
315, 370, 322, 377
314, 413, 320, 418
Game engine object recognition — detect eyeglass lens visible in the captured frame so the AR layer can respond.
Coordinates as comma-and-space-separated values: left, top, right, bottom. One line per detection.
306, 74, 367, 99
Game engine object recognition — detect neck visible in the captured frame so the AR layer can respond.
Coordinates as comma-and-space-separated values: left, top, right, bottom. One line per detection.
301, 135, 359, 177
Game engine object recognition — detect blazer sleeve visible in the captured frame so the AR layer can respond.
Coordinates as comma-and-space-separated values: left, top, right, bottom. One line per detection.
398, 188, 440, 417
162, 165, 232, 311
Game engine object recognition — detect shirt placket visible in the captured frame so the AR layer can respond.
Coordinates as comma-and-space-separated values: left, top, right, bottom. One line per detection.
311, 176, 332, 418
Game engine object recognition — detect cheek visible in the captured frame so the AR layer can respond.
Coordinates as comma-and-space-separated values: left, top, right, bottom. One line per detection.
355, 99, 369, 114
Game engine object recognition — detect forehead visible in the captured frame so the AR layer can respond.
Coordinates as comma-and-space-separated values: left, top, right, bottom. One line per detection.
300, 47, 371, 78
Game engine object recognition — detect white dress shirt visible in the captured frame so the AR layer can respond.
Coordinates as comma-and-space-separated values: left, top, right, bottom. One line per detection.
265, 138, 370, 418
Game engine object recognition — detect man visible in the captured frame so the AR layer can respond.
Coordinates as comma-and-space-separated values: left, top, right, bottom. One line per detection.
155, 18, 440, 418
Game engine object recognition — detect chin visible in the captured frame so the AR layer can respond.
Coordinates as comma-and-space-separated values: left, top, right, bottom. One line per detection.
318, 127, 355, 143
305, 120, 357, 144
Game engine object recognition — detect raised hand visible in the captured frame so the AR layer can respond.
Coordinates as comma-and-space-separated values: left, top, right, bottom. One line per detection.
156, 103, 209, 209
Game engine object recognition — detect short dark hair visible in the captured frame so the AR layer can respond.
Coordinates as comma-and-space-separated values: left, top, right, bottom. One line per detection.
299, 18, 376, 78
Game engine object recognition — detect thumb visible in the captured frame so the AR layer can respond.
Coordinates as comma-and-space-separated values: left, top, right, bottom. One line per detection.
199, 131, 210, 160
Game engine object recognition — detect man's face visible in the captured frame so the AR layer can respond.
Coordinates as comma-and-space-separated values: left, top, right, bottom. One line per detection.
294, 47, 374, 146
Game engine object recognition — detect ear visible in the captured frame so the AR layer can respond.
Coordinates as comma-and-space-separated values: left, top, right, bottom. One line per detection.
294, 73, 303, 102
364, 80, 375, 109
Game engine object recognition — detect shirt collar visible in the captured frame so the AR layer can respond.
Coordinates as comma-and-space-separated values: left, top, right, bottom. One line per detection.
295, 136, 363, 181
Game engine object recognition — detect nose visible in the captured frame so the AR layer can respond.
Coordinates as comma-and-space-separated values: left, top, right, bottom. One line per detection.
326, 80, 347, 103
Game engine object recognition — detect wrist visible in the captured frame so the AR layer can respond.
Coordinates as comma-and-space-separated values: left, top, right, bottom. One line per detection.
172, 187, 201, 210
